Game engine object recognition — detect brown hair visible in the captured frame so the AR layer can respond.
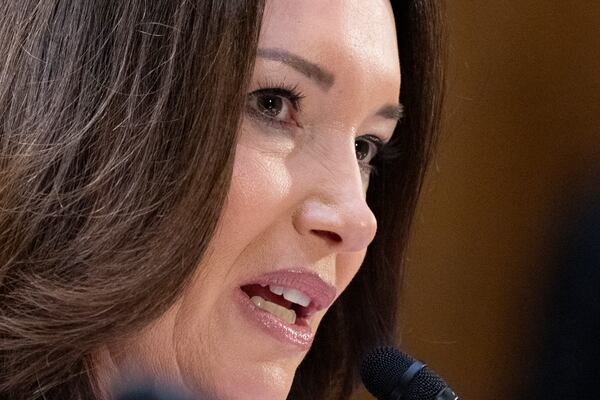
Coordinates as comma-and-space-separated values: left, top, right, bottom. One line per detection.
0, 1, 446, 399
0, 1, 265, 399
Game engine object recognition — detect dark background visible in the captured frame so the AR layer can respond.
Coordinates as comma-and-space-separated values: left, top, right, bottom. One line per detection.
355, 2, 600, 399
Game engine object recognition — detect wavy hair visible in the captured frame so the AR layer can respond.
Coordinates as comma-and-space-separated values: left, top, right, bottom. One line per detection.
0, 1, 265, 398
0, 1, 446, 399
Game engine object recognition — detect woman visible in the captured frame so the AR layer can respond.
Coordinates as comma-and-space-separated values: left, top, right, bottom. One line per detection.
0, 1, 445, 399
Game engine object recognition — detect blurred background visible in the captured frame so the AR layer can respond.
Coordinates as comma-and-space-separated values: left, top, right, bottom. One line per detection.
355, 1, 599, 399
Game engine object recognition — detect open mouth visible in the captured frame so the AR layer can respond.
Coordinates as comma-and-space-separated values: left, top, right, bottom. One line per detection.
240, 284, 313, 326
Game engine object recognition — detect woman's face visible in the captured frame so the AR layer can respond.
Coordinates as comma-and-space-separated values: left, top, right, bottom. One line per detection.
108, 1, 401, 399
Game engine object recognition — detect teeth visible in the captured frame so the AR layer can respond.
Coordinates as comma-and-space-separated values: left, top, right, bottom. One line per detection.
269, 285, 285, 295
282, 288, 311, 307
251, 296, 296, 324
268, 285, 311, 307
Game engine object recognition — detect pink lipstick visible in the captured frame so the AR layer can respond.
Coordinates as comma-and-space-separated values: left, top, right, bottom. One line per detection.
235, 269, 336, 350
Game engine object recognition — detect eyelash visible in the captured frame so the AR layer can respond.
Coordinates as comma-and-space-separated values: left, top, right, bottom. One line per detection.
358, 136, 384, 177
246, 80, 305, 129
245, 83, 402, 177
359, 136, 403, 177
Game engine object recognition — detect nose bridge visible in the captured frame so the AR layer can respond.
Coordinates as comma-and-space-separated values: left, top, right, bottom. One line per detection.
294, 131, 377, 253
307, 123, 361, 187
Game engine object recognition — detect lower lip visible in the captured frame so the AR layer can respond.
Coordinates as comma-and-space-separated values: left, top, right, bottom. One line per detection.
234, 287, 314, 351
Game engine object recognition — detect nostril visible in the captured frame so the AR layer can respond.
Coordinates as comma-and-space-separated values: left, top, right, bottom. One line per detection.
311, 229, 342, 244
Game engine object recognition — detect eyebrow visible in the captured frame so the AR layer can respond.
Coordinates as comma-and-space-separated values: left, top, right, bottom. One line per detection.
257, 47, 335, 91
376, 103, 405, 122
257, 47, 404, 122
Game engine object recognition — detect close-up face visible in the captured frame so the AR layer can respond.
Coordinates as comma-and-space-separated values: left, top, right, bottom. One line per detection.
109, 1, 401, 399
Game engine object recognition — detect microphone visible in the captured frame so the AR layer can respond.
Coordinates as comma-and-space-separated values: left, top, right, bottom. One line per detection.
360, 346, 460, 400
115, 382, 193, 400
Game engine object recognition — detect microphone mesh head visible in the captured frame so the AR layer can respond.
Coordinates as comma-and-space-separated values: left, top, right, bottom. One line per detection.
360, 346, 448, 400
405, 368, 447, 400
360, 346, 414, 399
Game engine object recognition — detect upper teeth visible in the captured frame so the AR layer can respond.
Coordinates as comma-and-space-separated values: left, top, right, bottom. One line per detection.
268, 285, 311, 307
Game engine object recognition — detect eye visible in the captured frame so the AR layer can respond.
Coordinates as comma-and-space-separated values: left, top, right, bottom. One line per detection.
355, 135, 384, 164
246, 87, 304, 128
253, 92, 289, 120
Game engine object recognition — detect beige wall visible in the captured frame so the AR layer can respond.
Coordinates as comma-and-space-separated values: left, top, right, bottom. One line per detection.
355, 2, 599, 399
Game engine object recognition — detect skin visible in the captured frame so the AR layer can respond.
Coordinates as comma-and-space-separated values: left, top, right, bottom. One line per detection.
97, 1, 401, 399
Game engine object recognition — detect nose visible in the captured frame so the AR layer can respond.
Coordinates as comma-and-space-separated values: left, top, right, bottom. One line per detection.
292, 162, 378, 254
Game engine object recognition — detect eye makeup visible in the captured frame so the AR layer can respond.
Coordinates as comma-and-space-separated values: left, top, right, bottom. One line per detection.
246, 84, 305, 131
245, 79, 403, 177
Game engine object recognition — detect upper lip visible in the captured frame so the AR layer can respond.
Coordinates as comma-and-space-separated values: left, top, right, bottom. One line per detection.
241, 269, 337, 313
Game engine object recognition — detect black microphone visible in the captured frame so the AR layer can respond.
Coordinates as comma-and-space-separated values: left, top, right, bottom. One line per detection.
115, 382, 193, 400
360, 346, 459, 400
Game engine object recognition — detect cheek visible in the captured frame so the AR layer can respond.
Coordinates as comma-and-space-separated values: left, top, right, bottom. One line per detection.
111, 304, 183, 383
222, 144, 293, 240
336, 250, 369, 292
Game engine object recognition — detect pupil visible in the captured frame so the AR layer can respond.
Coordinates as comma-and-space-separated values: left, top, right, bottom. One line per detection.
356, 141, 369, 160
258, 95, 282, 117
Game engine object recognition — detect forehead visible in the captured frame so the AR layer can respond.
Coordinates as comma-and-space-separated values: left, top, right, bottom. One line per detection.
259, 0, 400, 89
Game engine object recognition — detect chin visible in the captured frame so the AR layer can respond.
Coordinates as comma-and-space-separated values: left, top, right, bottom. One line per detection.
182, 360, 296, 400
195, 380, 293, 400
224, 382, 292, 400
